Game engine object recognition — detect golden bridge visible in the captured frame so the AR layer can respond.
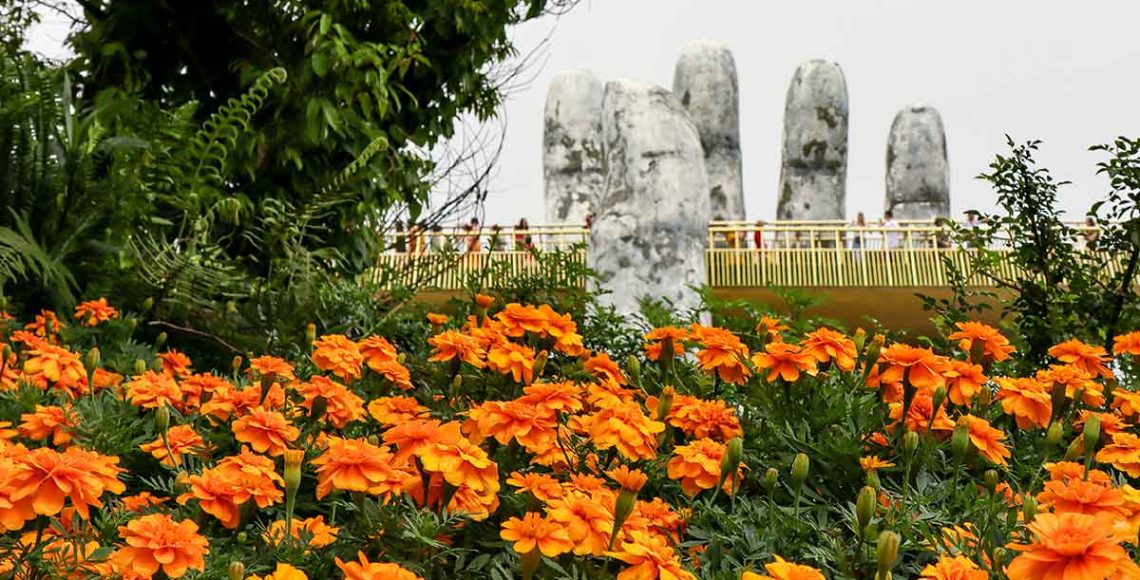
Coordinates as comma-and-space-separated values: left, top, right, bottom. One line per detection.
373, 220, 1100, 330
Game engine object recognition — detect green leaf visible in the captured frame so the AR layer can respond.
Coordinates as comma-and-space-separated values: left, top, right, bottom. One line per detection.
311, 52, 328, 77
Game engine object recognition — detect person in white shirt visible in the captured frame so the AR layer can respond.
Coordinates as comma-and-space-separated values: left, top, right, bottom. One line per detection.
883, 210, 901, 249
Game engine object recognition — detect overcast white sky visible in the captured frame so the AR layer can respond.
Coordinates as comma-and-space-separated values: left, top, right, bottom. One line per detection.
29, 1, 1140, 226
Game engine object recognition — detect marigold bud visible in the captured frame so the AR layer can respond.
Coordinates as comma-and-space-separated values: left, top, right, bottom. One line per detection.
718, 437, 744, 492
1022, 494, 1037, 523
763, 467, 779, 491
174, 471, 190, 492
984, 469, 999, 493
866, 469, 881, 490
532, 350, 548, 380
1064, 437, 1083, 461
968, 338, 985, 365
126, 318, 137, 333
154, 332, 167, 350
655, 386, 676, 422
660, 336, 676, 370
903, 431, 919, 456
976, 385, 992, 406
305, 323, 317, 347
1045, 422, 1063, 450
284, 449, 304, 494
236, 531, 247, 544
141, 297, 154, 312
154, 405, 170, 433
856, 486, 876, 536
309, 396, 328, 421
931, 386, 948, 414
853, 328, 867, 354
791, 453, 810, 488
951, 420, 970, 463
452, 374, 463, 391
1083, 414, 1101, 453
626, 354, 641, 384
876, 531, 900, 579
227, 562, 245, 580
85, 347, 101, 372
133, 358, 147, 375
232, 356, 243, 374
609, 489, 637, 550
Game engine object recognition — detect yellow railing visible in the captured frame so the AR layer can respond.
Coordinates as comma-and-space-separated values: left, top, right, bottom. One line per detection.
373, 221, 1108, 290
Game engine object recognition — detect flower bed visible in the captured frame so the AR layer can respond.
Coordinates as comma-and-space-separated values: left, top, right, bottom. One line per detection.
0, 297, 1138, 579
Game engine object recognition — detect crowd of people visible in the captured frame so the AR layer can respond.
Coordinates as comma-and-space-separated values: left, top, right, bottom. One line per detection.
387, 211, 1104, 254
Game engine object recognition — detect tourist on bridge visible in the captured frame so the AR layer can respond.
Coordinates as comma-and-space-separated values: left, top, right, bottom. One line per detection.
883, 211, 901, 250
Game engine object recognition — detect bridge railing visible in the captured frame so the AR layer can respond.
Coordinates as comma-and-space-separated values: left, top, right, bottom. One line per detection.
373, 220, 1106, 290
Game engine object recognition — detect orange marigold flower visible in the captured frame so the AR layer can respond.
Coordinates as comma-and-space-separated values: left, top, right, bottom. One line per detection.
878, 343, 949, 391
419, 422, 500, 496
751, 341, 818, 383
643, 326, 689, 361
947, 321, 1015, 362
73, 298, 119, 327
475, 293, 496, 309
582, 402, 665, 461
111, 513, 208, 578
666, 438, 740, 496
427, 312, 449, 326
427, 330, 486, 368
1112, 331, 1140, 356
1095, 431, 1140, 478
158, 349, 193, 377
232, 408, 300, 456
1112, 387, 1140, 418
25, 309, 64, 338
264, 515, 339, 548
495, 303, 549, 337
2, 446, 125, 525
690, 324, 752, 384
119, 492, 168, 513
177, 450, 283, 528
126, 371, 183, 410
1036, 477, 1129, 518
961, 415, 1011, 467
944, 360, 987, 407
859, 455, 895, 473
336, 552, 422, 580
648, 395, 742, 442
800, 327, 857, 372
379, 419, 441, 463
23, 343, 85, 390
367, 396, 430, 426
585, 352, 628, 386
507, 471, 564, 502
888, 391, 954, 434
248, 355, 296, 382
487, 341, 536, 384
1048, 338, 1113, 379
139, 424, 205, 467
1006, 512, 1140, 580
742, 556, 826, 580
994, 377, 1052, 429
299, 375, 365, 428
1044, 461, 1113, 486
467, 400, 557, 450
756, 315, 789, 337
546, 490, 613, 556
311, 436, 414, 501
918, 555, 987, 580
248, 563, 308, 580
518, 381, 584, 415
371, 357, 415, 391
537, 304, 587, 357
18, 404, 75, 446
500, 512, 574, 557
1036, 364, 1103, 406
312, 334, 364, 381
608, 531, 696, 580
607, 465, 648, 494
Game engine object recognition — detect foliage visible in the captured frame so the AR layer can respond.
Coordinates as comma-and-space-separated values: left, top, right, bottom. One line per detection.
924, 137, 1140, 373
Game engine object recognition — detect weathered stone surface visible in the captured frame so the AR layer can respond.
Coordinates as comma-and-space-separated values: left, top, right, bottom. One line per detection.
589, 79, 710, 318
777, 60, 848, 220
544, 70, 605, 223
673, 40, 744, 221
885, 106, 950, 219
